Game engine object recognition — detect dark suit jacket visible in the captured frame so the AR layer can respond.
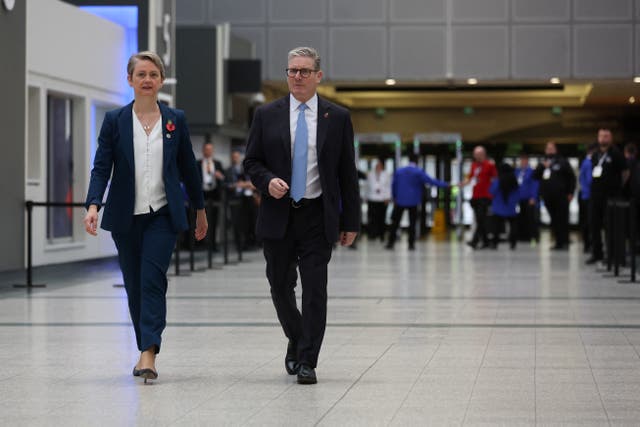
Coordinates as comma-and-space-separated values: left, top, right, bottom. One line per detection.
85, 101, 204, 233
243, 95, 360, 243
197, 158, 225, 199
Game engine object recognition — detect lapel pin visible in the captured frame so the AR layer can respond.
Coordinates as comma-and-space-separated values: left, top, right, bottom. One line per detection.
324, 112, 329, 118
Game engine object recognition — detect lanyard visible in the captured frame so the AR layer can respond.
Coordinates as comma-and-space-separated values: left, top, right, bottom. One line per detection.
596, 152, 608, 168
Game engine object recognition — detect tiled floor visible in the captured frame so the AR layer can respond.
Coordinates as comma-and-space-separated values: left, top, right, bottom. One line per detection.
2, 232, 640, 426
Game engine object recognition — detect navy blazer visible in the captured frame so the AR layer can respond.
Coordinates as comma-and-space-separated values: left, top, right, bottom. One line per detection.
85, 101, 204, 233
243, 95, 360, 243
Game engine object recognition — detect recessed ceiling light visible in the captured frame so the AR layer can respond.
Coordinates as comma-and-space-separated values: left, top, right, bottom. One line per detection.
467, 78, 478, 85
634, 77, 640, 83
630, 96, 636, 104
385, 78, 396, 86
550, 77, 561, 84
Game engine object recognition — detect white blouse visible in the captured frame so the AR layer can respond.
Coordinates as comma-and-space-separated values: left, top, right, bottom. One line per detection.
366, 169, 391, 202
132, 111, 167, 214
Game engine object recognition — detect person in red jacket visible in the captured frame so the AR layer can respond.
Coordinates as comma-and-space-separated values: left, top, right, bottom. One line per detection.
460, 146, 497, 249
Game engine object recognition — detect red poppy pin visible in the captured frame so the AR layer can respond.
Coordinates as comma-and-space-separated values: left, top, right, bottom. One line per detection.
166, 120, 176, 132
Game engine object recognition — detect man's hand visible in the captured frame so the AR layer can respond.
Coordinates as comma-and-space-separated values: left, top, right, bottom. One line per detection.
567, 194, 574, 202
83, 205, 99, 236
214, 171, 225, 180
529, 198, 536, 206
268, 178, 289, 199
195, 209, 208, 241
339, 231, 358, 247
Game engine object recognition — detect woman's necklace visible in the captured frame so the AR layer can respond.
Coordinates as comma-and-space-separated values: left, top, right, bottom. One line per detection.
134, 108, 159, 133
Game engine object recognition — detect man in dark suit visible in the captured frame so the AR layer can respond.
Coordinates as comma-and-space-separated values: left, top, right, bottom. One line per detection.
197, 142, 225, 251
532, 141, 576, 250
244, 46, 360, 385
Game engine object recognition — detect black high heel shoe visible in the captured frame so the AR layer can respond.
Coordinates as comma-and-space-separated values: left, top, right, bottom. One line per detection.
138, 368, 158, 384
132, 366, 142, 377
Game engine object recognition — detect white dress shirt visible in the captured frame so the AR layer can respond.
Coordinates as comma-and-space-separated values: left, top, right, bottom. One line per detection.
366, 169, 391, 201
290, 93, 321, 199
201, 157, 217, 191
132, 111, 167, 214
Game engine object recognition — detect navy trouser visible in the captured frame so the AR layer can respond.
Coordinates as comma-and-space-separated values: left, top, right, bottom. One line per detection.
112, 206, 177, 354
262, 198, 333, 369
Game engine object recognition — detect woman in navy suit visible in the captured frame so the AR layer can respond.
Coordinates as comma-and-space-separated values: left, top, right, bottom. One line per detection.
83, 51, 207, 383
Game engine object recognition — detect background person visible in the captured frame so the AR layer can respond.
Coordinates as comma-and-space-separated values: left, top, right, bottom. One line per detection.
490, 163, 520, 250
460, 146, 497, 249
366, 157, 391, 242
533, 141, 576, 251
579, 143, 598, 253
226, 150, 257, 251
515, 153, 540, 244
587, 128, 629, 264
385, 153, 449, 251
198, 142, 225, 251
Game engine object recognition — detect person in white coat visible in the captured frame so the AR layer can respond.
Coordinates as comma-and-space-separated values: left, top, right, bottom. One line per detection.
366, 157, 391, 241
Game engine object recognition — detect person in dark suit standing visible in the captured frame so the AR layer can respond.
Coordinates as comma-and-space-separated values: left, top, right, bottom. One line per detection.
586, 129, 629, 264
83, 51, 207, 383
197, 142, 225, 251
244, 46, 360, 385
533, 141, 576, 250
227, 150, 257, 250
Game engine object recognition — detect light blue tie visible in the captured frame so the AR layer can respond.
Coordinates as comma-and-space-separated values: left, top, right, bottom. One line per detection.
291, 103, 308, 202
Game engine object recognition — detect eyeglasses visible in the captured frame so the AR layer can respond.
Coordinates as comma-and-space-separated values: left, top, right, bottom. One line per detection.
285, 68, 317, 78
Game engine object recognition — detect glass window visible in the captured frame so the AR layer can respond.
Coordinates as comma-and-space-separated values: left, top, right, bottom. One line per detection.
47, 95, 74, 241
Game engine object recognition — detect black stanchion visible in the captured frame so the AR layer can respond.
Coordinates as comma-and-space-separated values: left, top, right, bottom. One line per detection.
205, 198, 223, 270
169, 227, 191, 277
603, 200, 626, 278
187, 208, 206, 273
221, 190, 238, 266
14, 201, 85, 289
620, 199, 638, 284
613, 201, 626, 277
600, 200, 616, 275
13, 201, 46, 289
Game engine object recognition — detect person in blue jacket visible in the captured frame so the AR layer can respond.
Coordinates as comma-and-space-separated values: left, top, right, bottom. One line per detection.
515, 154, 540, 243
579, 143, 598, 253
489, 163, 520, 249
385, 153, 450, 250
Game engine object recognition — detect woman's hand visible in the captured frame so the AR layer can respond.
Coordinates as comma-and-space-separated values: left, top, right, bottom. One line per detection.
195, 209, 208, 241
84, 205, 99, 236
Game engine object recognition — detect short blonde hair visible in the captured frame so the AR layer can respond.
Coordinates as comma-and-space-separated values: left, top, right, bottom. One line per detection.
127, 51, 165, 80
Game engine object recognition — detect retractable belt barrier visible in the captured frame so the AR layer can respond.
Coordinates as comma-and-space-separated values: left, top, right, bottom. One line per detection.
16, 196, 246, 289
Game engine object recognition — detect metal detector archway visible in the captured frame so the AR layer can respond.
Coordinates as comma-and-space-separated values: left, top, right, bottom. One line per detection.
354, 133, 403, 234
354, 132, 402, 168
413, 132, 464, 240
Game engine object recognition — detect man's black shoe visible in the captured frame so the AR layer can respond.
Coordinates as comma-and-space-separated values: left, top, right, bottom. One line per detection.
585, 256, 602, 265
297, 364, 317, 385
285, 340, 298, 375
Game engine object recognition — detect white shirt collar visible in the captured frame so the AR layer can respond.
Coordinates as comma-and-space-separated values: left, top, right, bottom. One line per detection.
290, 93, 318, 113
